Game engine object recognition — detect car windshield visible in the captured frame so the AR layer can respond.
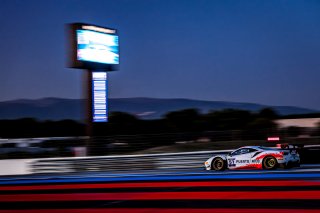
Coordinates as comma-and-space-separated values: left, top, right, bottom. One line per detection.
231, 148, 258, 155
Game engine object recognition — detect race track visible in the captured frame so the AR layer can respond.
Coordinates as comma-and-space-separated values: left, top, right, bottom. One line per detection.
0, 164, 320, 212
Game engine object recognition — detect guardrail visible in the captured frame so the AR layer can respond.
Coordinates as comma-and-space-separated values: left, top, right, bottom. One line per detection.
1, 145, 320, 176
29, 145, 320, 174
30, 150, 231, 174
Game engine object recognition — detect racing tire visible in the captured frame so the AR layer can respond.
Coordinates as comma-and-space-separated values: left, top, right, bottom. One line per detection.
262, 156, 278, 170
211, 157, 226, 171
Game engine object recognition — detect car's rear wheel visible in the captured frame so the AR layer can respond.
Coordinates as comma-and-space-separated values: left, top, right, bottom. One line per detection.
262, 156, 278, 170
211, 157, 226, 171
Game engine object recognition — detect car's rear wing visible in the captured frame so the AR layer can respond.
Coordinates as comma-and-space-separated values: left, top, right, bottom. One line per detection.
279, 143, 304, 149
279, 143, 304, 154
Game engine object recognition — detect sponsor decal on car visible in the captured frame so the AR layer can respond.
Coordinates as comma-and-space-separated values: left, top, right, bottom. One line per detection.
235, 160, 249, 164
228, 158, 236, 167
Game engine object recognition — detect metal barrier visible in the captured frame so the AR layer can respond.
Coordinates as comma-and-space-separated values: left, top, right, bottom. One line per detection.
29, 145, 320, 174
0, 145, 319, 175
30, 150, 231, 174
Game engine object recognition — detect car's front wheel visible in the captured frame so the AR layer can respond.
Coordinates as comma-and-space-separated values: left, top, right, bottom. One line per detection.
211, 157, 226, 171
262, 156, 278, 170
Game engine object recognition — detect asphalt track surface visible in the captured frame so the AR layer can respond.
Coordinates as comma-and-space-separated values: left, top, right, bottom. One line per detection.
0, 164, 320, 213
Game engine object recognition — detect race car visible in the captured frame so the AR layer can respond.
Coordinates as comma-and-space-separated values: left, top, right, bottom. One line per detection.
204, 145, 300, 171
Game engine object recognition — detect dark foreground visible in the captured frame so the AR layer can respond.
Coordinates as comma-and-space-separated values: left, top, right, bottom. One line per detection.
0, 166, 320, 213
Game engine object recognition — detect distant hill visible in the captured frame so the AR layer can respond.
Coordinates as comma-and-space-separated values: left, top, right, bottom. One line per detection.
0, 97, 318, 121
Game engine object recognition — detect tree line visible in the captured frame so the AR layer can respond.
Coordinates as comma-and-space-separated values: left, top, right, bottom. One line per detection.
0, 108, 281, 138
2, 108, 320, 156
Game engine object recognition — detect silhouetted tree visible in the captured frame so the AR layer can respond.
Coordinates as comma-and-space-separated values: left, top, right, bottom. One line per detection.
107, 112, 140, 135
243, 118, 278, 139
258, 108, 278, 119
204, 109, 253, 130
165, 109, 201, 132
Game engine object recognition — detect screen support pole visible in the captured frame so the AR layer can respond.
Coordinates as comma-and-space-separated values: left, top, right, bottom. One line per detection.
84, 69, 93, 156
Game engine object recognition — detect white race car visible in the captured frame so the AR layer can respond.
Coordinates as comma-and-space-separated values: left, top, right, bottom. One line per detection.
204, 145, 300, 171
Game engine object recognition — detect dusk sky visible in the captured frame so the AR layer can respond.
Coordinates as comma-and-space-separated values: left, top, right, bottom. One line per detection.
1, 0, 320, 110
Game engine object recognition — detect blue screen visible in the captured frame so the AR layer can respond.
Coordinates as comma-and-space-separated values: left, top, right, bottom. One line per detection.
92, 72, 108, 122
77, 30, 119, 64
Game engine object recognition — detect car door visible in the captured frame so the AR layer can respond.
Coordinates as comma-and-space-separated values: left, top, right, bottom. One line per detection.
227, 148, 252, 169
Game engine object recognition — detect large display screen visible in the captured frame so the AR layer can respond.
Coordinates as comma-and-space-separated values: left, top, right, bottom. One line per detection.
92, 72, 108, 122
77, 30, 119, 64
68, 23, 119, 71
